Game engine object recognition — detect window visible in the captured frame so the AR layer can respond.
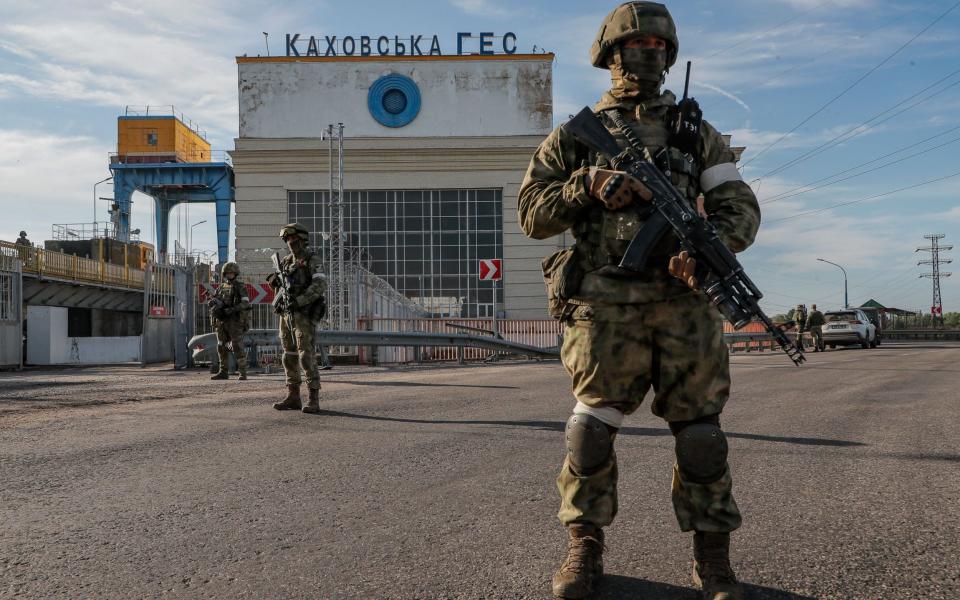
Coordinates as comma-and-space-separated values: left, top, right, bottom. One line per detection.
146, 130, 158, 146
288, 189, 503, 318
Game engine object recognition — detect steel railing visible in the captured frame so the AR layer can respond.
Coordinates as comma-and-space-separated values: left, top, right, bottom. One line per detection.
0, 240, 146, 290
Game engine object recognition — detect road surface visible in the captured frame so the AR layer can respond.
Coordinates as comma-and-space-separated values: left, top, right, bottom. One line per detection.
1, 342, 957, 599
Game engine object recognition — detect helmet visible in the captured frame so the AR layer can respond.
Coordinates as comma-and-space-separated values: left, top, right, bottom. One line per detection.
19, 231, 27, 237
279, 223, 310, 242
590, 2, 679, 69
221, 261, 241, 277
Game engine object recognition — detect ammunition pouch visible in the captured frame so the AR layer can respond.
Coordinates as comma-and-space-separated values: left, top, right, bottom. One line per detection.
541, 247, 585, 320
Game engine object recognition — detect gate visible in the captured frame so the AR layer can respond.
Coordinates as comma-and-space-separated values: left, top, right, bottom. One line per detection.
141, 263, 177, 364
0, 252, 24, 368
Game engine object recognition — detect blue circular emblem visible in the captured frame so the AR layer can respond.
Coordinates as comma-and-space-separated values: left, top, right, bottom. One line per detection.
368, 74, 421, 128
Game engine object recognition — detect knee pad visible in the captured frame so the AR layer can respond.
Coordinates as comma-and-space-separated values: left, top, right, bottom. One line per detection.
565, 413, 615, 474
674, 423, 728, 484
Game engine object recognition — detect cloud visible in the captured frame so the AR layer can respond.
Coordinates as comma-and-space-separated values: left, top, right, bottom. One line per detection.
0, 4, 241, 141
0, 129, 110, 242
450, 0, 512, 17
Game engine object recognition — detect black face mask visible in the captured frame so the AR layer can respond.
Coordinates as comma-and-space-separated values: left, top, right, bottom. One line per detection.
610, 47, 667, 99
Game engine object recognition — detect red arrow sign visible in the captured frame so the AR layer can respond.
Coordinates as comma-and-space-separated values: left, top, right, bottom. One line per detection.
479, 259, 502, 281
198, 283, 275, 304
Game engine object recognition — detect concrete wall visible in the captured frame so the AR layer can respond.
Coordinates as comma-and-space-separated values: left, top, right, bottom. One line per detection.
233, 54, 560, 319
238, 56, 553, 138
26, 306, 140, 365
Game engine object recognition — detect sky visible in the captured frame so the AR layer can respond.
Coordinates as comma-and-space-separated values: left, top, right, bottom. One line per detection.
1, 0, 958, 315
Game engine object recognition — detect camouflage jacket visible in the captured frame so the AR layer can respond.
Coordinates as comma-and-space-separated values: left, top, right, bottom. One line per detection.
806, 310, 825, 328
518, 90, 761, 305
211, 279, 251, 322
269, 250, 327, 313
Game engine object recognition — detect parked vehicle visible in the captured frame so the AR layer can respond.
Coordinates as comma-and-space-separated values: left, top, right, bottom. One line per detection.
822, 309, 878, 349
859, 307, 883, 346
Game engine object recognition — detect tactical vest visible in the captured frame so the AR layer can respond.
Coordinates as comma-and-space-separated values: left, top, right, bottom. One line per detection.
574, 106, 702, 275
281, 253, 315, 297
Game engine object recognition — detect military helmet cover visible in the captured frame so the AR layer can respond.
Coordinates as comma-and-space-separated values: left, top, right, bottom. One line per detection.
279, 223, 310, 241
20, 230, 27, 237
221, 261, 241, 277
591, 1, 679, 69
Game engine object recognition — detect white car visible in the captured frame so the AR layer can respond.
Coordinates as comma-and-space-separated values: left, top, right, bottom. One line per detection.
821, 309, 878, 349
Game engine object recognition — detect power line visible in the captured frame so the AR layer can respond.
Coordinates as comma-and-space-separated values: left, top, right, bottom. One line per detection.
700, 2, 825, 62
768, 168, 960, 223
759, 130, 960, 205
758, 69, 960, 180
739, 10, 913, 95
741, 0, 960, 169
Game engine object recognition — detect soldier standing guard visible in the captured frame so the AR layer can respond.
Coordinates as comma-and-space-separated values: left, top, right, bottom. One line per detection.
806, 303, 825, 352
518, 3, 761, 599
15, 231, 31, 247
209, 262, 251, 380
267, 223, 327, 414
794, 304, 808, 352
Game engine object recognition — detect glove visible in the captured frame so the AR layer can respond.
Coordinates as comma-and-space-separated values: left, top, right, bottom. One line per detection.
287, 296, 300, 311
585, 167, 652, 210
668, 250, 699, 291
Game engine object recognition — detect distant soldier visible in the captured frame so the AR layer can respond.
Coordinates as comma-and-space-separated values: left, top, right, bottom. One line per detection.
15, 231, 31, 247
806, 303, 825, 352
14, 230, 33, 264
794, 304, 807, 352
209, 262, 251, 380
267, 223, 327, 414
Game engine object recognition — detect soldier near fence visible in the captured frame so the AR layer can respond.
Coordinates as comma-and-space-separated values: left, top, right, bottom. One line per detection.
15, 231, 31, 247
518, 3, 761, 599
806, 303, 825, 352
267, 223, 327, 414
209, 262, 251, 380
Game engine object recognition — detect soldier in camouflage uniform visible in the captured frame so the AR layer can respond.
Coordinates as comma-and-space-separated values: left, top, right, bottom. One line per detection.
267, 223, 327, 414
806, 303, 825, 352
209, 262, 251, 381
794, 304, 808, 352
518, 3, 761, 599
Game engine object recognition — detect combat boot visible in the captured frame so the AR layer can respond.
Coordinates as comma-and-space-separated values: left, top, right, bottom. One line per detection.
302, 388, 320, 414
210, 371, 229, 380
551, 523, 604, 599
692, 532, 743, 600
273, 385, 301, 410
237, 370, 247, 381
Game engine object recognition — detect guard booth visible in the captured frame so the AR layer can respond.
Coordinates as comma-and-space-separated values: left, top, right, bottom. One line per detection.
0, 252, 24, 369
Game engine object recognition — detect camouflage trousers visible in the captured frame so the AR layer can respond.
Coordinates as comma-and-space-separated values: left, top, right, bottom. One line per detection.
215, 320, 248, 373
556, 295, 741, 533
279, 311, 321, 390
810, 325, 823, 349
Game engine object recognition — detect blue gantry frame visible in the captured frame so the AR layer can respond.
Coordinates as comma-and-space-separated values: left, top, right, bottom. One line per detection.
368, 74, 421, 128
110, 162, 235, 264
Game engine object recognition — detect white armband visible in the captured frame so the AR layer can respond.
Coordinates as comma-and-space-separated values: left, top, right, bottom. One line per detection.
700, 163, 743, 193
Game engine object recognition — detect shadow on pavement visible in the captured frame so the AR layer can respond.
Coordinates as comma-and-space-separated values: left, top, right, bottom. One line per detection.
315, 411, 866, 448
596, 576, 817, 599
320, 379, 518, 389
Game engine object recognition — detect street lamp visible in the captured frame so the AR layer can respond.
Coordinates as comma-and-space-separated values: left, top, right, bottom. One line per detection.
189, 219, 207, 256
93, 177, 112, 237
817, 258, 848, 308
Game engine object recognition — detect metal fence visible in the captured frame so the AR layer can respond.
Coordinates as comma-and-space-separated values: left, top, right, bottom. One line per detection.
357, 318, 563, 363
0, 240, 145, 290
0, 253, 23, 368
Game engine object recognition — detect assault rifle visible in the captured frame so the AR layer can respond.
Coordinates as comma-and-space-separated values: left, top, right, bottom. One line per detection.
270, 253, 295, 316
564, 107, 805, 366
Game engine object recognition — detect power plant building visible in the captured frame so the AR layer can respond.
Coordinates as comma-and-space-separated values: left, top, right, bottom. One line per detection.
231, 52, 558, 319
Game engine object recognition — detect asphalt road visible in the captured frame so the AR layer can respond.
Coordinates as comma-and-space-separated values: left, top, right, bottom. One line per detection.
1, 341, 958, 599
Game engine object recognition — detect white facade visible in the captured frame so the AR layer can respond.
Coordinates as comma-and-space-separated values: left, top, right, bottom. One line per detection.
26, 306, 141, 365
233, 54, 562, 319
